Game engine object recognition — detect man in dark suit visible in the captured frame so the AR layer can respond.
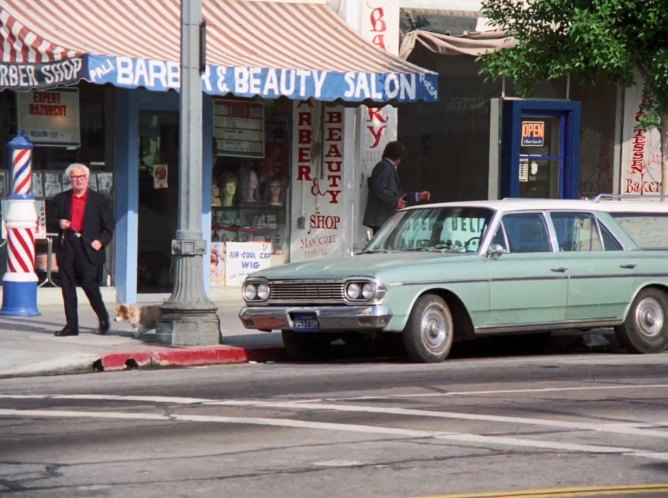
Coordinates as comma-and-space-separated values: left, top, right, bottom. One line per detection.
363, 141, 431, 235
53, 163, 114, 336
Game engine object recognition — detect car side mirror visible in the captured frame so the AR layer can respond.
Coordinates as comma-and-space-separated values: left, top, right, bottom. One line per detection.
486, 243, 508, 259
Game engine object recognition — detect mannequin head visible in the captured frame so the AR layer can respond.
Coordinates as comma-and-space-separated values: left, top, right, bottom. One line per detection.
268, 178, 283, 206
220, 172, 238, 207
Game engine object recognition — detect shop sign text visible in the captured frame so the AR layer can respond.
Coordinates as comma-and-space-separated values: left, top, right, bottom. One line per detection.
295, 100, 344, 204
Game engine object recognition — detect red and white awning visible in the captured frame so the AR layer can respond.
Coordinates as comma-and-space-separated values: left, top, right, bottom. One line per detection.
0, 0, 438, 103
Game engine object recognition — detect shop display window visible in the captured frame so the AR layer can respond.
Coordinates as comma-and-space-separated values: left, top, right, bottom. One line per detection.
211, 156, 286, 255
0, 83, 114, 285
211, 98, 291, 259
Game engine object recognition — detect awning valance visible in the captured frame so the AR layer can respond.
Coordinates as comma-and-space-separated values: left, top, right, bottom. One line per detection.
400, 29, 517, 59
0, 0, 438, 103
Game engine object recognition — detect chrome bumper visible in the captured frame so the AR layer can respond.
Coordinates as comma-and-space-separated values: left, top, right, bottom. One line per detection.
238, 305, 393, 332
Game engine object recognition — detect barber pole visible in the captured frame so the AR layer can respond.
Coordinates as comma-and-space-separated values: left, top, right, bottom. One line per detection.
0, 135, 40, 316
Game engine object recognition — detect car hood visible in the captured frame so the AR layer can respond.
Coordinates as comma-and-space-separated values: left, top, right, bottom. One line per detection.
247, 251, 475, 280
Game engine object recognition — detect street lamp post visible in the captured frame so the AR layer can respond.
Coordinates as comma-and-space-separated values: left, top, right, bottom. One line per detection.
155, 0, 220, 345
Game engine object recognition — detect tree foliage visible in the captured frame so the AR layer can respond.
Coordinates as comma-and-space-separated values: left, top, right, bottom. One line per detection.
478, 0, 668, 125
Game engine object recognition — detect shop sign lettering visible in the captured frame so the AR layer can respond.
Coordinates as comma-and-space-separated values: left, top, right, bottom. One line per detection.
625, 179, 661, 194
2, 55, 436, 102
225, 242, 272, 285
16, 89, 81, 146
621, 83, 662, 195
295, 100, 344, 204
0, 58, 83, 88
521, 121, 545, 146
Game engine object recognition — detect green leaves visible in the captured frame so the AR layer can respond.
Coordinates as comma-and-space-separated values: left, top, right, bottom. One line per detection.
478, 0, 667, 123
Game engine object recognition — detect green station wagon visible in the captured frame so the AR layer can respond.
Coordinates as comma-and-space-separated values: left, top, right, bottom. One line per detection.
239, 198, 668, 362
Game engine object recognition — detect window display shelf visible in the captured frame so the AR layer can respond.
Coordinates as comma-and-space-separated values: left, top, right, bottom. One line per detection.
211, 205, 285, 250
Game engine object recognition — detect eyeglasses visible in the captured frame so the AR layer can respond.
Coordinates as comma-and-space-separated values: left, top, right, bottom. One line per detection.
70, 175, 87, 180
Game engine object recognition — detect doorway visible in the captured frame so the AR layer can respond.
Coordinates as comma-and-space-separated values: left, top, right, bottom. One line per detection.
137, 110, 179, 292
518, 115, 563, 198
500, 99, 581, 199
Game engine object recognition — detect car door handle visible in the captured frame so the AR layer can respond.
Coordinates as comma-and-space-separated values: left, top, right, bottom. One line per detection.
620, 263, 636, 269
550, 267, 567, 273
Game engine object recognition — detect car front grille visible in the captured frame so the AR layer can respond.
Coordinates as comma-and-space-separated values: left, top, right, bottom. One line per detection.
268, 281, 346, 304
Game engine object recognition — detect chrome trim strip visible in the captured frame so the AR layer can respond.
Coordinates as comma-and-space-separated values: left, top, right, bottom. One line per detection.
239, 305, 393, 332
475, 319, 621, 335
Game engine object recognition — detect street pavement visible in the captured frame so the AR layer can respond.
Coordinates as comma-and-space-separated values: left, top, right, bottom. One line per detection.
0, 285, 287, 378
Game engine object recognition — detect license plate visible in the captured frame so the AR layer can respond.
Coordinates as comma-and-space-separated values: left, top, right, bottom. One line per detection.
292, 313, 319, 332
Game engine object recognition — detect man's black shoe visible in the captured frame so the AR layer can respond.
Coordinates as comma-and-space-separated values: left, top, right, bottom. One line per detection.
54, 326, 78, 337
99, 319, 110, 335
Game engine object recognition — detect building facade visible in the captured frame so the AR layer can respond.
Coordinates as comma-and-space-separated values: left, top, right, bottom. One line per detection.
0, 0, 437, 303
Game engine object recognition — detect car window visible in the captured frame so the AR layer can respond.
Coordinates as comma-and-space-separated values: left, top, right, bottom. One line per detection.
365, 207, 494, 253
490, 224, 508, 250
549, 212, 603, 252
610, 213, 668, 249
502, 213, 551, 253
599, 222, 623, 251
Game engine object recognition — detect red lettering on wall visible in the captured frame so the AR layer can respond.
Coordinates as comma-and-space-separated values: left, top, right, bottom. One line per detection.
298, 112, 312, 126
326, 128, 342, 141
325, 161, 342, 173
367, 107, 388, 123
370, 34, 386, 49
297, 165, 313, 181
629, 92, 650, 175
324, 144, 342, 158
369, 7, 386, 32
366, 125, 387, 148
298, 129, 312, 144
326, 111, 342, 123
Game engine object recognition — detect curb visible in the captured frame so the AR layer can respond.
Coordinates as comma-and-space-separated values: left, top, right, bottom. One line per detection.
97, 346, 288, 372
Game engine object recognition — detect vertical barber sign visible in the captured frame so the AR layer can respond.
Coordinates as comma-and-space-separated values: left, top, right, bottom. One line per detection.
290, 99, 346, 262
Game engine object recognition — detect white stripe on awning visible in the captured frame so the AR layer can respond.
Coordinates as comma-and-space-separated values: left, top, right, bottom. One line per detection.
0, 0, 438, 103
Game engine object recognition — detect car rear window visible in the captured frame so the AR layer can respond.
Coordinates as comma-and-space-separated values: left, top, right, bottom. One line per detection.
611, 213, 668, 249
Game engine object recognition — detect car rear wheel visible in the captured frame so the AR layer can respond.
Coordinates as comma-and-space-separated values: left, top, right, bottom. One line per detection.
402, 294, 454, 363
615, 288, 668, 354
281, 330, 334, 361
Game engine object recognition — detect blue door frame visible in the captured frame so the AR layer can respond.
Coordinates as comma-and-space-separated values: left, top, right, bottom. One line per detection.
500, 99, 581, 199
114, 89, 214, 303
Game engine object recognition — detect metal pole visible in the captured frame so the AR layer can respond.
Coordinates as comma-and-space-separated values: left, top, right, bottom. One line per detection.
155, 0, 220, 345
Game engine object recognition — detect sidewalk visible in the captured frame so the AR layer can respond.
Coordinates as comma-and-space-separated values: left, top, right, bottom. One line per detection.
0, 286, 288, 378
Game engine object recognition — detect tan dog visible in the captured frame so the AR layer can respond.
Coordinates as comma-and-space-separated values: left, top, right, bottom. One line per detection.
114, 304, 161, 337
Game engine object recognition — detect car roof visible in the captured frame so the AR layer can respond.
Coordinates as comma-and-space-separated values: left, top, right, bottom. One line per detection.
405, 197, 668, 214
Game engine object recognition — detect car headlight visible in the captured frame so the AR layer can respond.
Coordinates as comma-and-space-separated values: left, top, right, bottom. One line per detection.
243, 281, 270, 302
345, 280, 378, 302
257, 283, 270, 300
361, 282, 375, 300
243, 283, 257, 300
345, 282, 361, 300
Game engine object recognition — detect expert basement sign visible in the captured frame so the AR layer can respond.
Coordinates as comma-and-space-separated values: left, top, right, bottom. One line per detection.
16, 88, 81, 147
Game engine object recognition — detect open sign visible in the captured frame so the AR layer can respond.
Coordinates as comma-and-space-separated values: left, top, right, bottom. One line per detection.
521, 121, 545, 146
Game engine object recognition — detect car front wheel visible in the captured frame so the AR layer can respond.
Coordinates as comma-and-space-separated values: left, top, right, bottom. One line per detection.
402, 294, 454, 363
615, 288, 668, 354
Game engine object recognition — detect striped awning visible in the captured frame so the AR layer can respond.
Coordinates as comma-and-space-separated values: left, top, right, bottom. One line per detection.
0, 0, 438, 103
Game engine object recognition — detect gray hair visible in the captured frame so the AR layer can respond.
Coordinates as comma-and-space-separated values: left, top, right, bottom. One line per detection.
64, 163, 90, 178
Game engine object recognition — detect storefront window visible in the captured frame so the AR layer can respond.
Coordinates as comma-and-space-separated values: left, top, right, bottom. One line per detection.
210, 98, 291, 286
3, 82, 114, 285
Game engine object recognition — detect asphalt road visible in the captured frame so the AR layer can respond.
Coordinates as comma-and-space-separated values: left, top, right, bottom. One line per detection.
0, 347, 666, 498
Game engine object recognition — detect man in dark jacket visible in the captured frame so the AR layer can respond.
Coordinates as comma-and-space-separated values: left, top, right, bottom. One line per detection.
53, 163, 114, 336
362, 141, 430, 234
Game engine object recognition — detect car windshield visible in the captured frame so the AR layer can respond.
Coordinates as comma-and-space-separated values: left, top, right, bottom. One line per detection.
363, 206, 495, 253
